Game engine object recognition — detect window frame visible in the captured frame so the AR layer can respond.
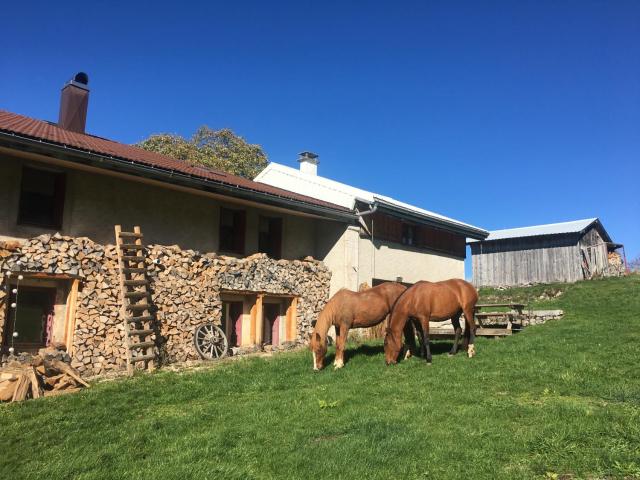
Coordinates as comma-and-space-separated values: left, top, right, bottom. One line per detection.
218, 207, 246, 255
17, 166, 66, 230
258, 215, 283, 259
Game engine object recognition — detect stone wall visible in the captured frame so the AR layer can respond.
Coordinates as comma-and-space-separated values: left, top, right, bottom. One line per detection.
0, 234, 330, 376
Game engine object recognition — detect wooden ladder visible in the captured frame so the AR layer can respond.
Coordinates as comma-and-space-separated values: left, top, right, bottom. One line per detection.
114, 225, 156, 375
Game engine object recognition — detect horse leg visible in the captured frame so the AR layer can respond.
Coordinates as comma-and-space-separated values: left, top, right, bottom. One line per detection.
463, 306, 477, 358
403, 317, 417, 359
416, 315, 432, 365
449, 313, 462, 356
334, 324, 349, 369
414, 318, 426, 358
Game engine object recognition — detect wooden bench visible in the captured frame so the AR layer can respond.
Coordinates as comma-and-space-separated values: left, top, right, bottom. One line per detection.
429, 303, 526, 338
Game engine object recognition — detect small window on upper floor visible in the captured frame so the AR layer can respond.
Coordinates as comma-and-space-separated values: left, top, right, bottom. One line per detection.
401, 223, 417, 246
219, 207, 246, 254
258, 216, 282, 259
17, 167, 66, 229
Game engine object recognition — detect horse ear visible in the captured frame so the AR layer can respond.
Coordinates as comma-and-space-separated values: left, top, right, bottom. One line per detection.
314, 332, 321, 342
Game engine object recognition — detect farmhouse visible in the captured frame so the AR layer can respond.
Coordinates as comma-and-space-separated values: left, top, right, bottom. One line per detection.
0, 73, 361, 374
469, 218, 626, 287
255, 155, 488, 294
0, 72, 489, 376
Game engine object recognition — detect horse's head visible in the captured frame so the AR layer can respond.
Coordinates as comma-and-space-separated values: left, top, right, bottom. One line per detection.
309, 332, 327, 371
383, 327, 402, 365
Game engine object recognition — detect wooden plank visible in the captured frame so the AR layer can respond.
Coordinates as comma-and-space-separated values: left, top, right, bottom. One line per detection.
126, 304, 150, 312
118, 232, 144, 238
64, 278, 80, 356
130, 354, 155, 363
119, 244, 144, 250
122, 268, 146, 274
129, 341, 155, 349
123, 279, 148, 287
121, 256, 146, 263
287, 297, 298, 342
127, 315, 154, 323
124, 291, 149, 299
128, 329, 154, 336
476, 327, 512, 336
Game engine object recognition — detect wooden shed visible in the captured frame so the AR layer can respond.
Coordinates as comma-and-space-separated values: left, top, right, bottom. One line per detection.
469, 218, 625, 287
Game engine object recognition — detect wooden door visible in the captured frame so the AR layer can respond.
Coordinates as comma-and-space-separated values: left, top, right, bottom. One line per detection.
262, 303, 280, 346
223, 301, 244, 347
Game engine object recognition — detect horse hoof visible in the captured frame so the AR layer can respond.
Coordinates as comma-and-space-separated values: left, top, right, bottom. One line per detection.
404, 350, 412, 360
467, 345, 476, 358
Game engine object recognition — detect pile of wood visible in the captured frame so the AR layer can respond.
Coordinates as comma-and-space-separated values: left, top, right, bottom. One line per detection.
0, 346, 89, 402
1, 233, 331, 376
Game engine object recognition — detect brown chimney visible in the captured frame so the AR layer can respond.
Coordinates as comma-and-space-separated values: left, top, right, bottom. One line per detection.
58, 72, 89, 133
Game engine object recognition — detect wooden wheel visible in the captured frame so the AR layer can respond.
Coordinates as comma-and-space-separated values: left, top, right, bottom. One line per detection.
194, 323, 228, 360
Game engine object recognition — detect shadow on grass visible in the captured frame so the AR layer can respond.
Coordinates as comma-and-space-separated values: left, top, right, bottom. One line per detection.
324, 340, 460, 366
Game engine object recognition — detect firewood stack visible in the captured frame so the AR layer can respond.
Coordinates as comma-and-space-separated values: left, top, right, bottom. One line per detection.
1, 233, 331, 376
0, 344, 89, 402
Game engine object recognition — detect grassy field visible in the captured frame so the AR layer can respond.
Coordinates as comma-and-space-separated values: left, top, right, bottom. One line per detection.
1, 275, 639, 479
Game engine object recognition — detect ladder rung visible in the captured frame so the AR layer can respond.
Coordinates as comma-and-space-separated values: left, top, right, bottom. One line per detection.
126, 303, 150, 312
119, 232, 143, 238
130, 341, 155, 349
127, 315, 154, 323
124, 279, 148, 287
122, 268, 146, 274
125, 291, 149, 299
119, 243, 144, 250
129, 329, 154, 336
130, 354, 155, 363
121, 256, 145, 263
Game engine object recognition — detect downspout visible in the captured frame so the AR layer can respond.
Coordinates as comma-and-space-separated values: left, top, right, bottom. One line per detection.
356, 202, 378, 285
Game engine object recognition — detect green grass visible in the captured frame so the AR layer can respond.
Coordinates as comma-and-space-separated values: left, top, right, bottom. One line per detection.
2, 276, 640, 479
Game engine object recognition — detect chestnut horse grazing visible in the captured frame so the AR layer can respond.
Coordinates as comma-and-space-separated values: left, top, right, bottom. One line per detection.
384, 279, 479, 365
310, 282, 408, 370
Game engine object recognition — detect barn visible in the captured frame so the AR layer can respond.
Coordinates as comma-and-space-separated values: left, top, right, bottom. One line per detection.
469, 218, 626, 287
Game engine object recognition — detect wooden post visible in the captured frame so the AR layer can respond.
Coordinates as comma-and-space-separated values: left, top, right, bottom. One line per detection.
253, 294, 263, 345
286, 297, 298, 342
63, 279, 80, 356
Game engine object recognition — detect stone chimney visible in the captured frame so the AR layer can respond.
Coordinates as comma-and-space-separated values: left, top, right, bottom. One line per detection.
58, 72, 89, 133
298, 151, 319, 176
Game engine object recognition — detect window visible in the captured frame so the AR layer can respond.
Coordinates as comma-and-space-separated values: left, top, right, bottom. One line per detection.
258, 216, 282, 259
219, 208, 246, 254
402, 223, 417, 246
3, 286, 56, 353
18, 167, 66, 229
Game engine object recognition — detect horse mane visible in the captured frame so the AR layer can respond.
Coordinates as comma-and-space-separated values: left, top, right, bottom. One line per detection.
314, 291, 344, 340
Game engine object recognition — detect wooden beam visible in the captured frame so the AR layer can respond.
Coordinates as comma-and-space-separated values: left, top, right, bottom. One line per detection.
64, 279, 80, 356
286, 297, 298, 342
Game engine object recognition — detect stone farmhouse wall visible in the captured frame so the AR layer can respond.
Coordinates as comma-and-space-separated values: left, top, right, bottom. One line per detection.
0, 234, 330, 376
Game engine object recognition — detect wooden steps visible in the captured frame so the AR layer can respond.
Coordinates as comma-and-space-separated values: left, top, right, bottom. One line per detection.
115, 225, 157, 375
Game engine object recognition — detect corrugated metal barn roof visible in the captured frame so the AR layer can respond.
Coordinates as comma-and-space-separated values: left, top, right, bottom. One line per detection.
469, 218, 603, 242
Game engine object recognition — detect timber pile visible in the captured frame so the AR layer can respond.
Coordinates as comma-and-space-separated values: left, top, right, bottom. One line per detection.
1, 233, 331, 376
0, 345, 89, 402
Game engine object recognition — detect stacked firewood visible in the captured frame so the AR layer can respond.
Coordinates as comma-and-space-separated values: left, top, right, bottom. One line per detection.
0, 345, 89, 402
1, 233, 331, 376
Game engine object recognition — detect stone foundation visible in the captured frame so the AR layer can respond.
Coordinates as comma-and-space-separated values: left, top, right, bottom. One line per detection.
0, 234, 330, 375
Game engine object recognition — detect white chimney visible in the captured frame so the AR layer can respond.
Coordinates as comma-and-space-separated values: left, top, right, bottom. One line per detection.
298, 151, 319, 176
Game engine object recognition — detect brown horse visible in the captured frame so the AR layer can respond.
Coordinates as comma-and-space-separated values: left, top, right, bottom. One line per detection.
310, 282, 411, 370
384, 279, 479, 365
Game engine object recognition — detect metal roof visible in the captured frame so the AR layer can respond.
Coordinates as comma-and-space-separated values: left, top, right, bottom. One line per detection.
255, 162, 489, 239
468, 218, 604, 242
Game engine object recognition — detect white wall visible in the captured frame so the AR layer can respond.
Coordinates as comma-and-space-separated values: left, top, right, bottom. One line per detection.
358, 236, 464, 285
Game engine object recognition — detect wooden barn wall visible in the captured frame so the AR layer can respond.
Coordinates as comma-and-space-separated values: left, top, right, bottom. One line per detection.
578, 227, 608, 275
471, 234, 584, 286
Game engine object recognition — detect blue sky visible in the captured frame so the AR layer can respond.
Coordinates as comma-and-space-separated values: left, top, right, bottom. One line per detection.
2, 1, 638, 277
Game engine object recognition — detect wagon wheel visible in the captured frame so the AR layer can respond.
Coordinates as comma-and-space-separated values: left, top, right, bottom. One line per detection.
194, 323, 228, 360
